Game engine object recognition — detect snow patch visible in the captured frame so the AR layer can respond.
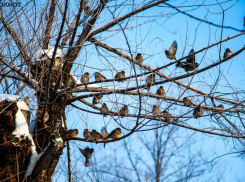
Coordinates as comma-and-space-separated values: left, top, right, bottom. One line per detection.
0, 94, 20, 102
37, 45, 64, 59
17, 100, 29, 111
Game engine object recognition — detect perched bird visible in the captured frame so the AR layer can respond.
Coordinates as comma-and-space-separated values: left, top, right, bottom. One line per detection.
65, 129, 78, 138
212, 104, 224, 114
183, 97, 193, 107
91, 129, 104, 142
223, 48, 233, 59
101, 126, 109, 148
83, 129, 92, 140
156, 86, 165, 98
145, 74, 156, 90
186, 49, 195, 64
101, 103, 109, 117
135, 53, 143, 63
24, 97, 30, 107
120, 105, 129, 117
152, 105, 161, 119
81, 72, 90, 84
84, 6, 92, 15
94, 72, 106, 82
93, 95, 103, 105
165, 40, 177, 60
115, 71, 125, 82
68, 75, 76, 86
217, 104, 224, 109
162, 111, 174, 123
101, 127, 108, 138
176, 62, 198, 72
78, 147, 94, 167
193, 106, 203, 119
105, 128, 122, 140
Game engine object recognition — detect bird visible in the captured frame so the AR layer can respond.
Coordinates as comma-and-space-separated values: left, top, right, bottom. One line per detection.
105, 128, 122, 140
120, 105, 129, 117
223, 48, 233, 59
165, 40, 177, 60
83, 129, 92, 140
152, 105, 161, 119
68, 75, 76, 86
84, 6, 92, 15
186, 49, 195, 64
81, 72, 90, 84
91, 129, 104, 142
93, 95, 103, 105
65, 129, 78, 138
162, 111, 173, 123
176, 62, 198, 72
156, 86, 165, 98
193, 106, 203, 119
212, 104, 224, 114
94, 72, 106, 82
101, 127, 108, 138
78, 147, 94, 167
135, 53, 143, 63
115, 71, 125, 82
101, 103, 109, 117
217, 104, 224, 109
145, 74, 156, 90
183, 97, 193, 107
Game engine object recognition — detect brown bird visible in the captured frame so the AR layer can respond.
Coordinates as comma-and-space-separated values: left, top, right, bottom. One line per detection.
68, 75, 76, 86
165, 40, 177, 60
78, 147, 94, 167
176, 62, 198, 72
152, 105, 161, 119
183, 97, 193, 107
156, 86, 165, 98
101, 103, 109, 117
94, 72, 106, 82
145, 74, 156, 90
224, 48, 233, 59
186, 49, 195, 64
65, 129, 78, 138
135, 53, 143, 63
212, 104, 224, 114
193, 106, 203, 119
105, 128, 122, 140
115, 71, 125, 82
84, 6, 92, 15
162, 111, 174, 123
81, 72, 90, 84
120, 105, 129, 117
83, 129, 92, 140
91, 129, 104, 142
93, 95, 103, 105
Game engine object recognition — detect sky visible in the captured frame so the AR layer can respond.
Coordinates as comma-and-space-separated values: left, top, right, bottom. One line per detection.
29, 0, 245, 181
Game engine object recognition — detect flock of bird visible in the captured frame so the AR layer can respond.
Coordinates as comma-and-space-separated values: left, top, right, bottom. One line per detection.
78, 40, 232, 126
76, 41, 232, 166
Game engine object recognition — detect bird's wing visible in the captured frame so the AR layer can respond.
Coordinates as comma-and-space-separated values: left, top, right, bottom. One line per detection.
186, 49, 195, 63
78, 147, 86, 157
169, 40, 177, 55
101, 74, 107, 79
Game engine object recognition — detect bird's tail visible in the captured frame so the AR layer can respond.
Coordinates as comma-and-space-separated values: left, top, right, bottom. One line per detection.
84, 158, 91, 167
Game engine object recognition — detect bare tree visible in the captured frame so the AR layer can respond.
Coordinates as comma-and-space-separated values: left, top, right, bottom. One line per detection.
0, 0, 244, 181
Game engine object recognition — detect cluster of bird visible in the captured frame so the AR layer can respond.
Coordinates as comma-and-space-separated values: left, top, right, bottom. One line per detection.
83, 127, 122, 145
